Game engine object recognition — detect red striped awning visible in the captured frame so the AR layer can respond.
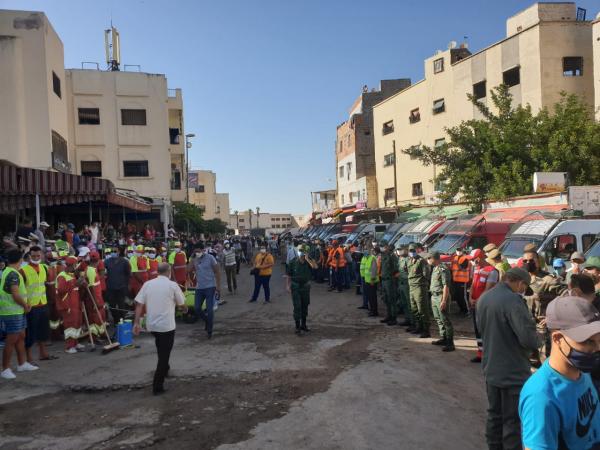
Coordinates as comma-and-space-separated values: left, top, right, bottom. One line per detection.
0, 162, 151, 213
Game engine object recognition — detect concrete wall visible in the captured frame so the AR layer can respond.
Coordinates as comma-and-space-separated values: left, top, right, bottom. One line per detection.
373, 6, 595, 207
66, 69, 172, 201
0, 10, 67, 170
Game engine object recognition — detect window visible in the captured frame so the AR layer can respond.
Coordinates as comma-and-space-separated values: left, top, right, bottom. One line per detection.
432, 98, 445, 115
171, 169, 181, 190
383, 153, 395, 167
51, 130, 67, 160
339, 166, 344, 178
239, 218, 245, 222
433, 57, 444, 74
546, 234, 577, 261
78, 108, 100, 125
339, 140, 343, 153
195, 185, 205, 193
582, 234, 596, 253
563, 57, 583, 76
384, 187, 396, 201
473, 80, 486, 100
123, 160, 149, 177
412, 182, 423, 197
409, 108, 420, 124
346, 162, 352, 180
169, 128, 180, 144
81, 161, 102, 177
382, 120, 394, 135
121, 109, 147, 125
503, 66, 520, 87
52, 71, 61, 98
434, 138, 446, 148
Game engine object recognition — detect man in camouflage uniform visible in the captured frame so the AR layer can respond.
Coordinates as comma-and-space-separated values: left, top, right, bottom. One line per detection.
286, 244, 315, 335
427, 252, 455, 352
407, 244, 431, 338
380, 242, 399, 326
396, 245, 411, 326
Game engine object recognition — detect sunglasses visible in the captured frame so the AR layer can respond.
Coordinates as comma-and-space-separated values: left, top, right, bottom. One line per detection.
522, 259, 536, 263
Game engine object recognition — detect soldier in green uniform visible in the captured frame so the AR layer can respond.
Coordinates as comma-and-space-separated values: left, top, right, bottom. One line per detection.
380, 242, 399, 326
396, 245, 411, 326
427, 252, 455, 351
407, 243, 430, 338
286, 244, 317, 335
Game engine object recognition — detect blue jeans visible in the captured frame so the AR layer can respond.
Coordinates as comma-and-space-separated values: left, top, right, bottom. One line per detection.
195, 287, 216, 335
344, 265, 352, 289
252, 275, 271, 301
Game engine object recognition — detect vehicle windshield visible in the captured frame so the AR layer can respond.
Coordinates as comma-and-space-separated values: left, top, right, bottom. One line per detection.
395, 233, 421, 248
430, 234, 466, 255
346, 223, 368, 243
381, 223, 403, 243
586, 240, 600, 258
499, 237, 543, 260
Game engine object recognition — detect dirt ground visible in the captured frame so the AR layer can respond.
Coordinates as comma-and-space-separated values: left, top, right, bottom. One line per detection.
0, 261, 487, 450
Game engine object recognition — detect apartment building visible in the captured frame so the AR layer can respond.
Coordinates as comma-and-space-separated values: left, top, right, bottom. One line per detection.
335, 79, 411, 210
594, 13, 600, 121
373, 2, 595, 206
229, 211, 297, 235
0, 10, 69, 172
311, 189, 337, 213
188, 170, 230, 223
0, 10, 186, 222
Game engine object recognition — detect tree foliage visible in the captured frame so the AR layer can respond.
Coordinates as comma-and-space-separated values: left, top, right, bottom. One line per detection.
173, 202, 227, 236
402, 85, 600, 210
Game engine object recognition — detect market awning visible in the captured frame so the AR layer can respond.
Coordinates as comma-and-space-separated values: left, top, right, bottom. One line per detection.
0, 162, 151, 213
397, 204, 471, 222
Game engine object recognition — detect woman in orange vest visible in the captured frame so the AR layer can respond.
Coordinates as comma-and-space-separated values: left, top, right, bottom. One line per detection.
450, 247, 471, 315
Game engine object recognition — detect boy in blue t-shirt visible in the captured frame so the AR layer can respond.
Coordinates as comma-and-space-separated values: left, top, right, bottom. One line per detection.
519, 296, 600, 450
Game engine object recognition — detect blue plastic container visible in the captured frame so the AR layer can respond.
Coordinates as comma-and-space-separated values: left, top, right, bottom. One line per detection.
116, 320, 133, 346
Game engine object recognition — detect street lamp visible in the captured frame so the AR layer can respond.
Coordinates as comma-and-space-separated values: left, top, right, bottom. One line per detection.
185, 133, 195, 203
256, 206, 260, 229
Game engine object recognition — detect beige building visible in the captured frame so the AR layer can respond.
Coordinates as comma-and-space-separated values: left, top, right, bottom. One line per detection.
229, 211, 297, 236
188, 170, 230, 223
373, 2, 595, 206
594, 13, 600, 121
0, 10, 70, 172
336, 79, 411, 210
0, 9, 187, 222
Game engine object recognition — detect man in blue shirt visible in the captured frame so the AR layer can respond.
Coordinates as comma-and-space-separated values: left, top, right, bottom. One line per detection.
519, 296, 600, 450
188, 242, 221, 339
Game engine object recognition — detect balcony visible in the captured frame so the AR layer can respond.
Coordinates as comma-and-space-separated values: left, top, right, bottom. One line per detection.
167, 88, 183, 109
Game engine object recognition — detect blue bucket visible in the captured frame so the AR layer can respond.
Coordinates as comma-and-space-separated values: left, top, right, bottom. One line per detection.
116, 320, 133, 346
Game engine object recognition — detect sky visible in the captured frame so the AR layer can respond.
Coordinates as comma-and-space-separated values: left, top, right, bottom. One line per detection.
1, 0, 597, 214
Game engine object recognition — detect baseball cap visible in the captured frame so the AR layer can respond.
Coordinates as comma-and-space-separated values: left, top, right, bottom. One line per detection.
408, 244, 417, 251
552, 258, 566, 268
89, 251, 100, 261
39, 221, 50, 227
546, 296, 600, 343
571, 252, 586, 263
470, 248, 484, 259
505, 267, 531, 285
483, 243, 497, 253
78, 247, 90, 257
584, 257, 600, 270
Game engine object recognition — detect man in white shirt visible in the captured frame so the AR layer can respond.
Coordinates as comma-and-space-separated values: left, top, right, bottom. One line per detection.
133, 263, 187, 395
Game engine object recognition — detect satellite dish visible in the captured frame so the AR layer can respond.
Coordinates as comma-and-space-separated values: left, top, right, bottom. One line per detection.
448, 40, 457, 49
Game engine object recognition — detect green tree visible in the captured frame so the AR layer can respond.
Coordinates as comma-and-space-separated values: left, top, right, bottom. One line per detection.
403, 85, 600, 209
173, 202, 204, 234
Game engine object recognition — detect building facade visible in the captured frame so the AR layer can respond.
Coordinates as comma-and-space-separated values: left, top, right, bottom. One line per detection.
311, 189, 337, 213
0, 9, 187, 223
593, 13, 600, 121
373, 2, 595, 206
335, 79, 411, 210
229, 211, 297, 235
188, 170, 230, 223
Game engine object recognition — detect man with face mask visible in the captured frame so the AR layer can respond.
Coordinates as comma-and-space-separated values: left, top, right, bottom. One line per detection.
222, 241, 237, 295
168, 242, 188, 291
566, 252, 586, 285
380, 243, 399, 326
519, 296, 600, 450
396, 245, 411, 327
450, 246, 471, 316
583, 257, 600, 295
477, 267, 538, 450
407, 243, 431, 338
286, 244, 316, 334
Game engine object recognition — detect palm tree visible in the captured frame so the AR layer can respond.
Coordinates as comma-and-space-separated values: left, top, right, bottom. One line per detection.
234, 210, 239, 229
248, 208, 253, 229
256, 207, 260, 229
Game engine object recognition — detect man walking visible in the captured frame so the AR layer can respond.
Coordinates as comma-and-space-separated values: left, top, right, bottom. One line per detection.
133, 263, 186, 395
428, 252, 455, 351
477, 267, 539, 450
105, 246, 132, 325
222, 241, 237, 295
189, 242, 221, 339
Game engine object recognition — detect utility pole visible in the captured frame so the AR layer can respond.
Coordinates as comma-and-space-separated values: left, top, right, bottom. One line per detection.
248, 208, 253, 229
185, 133, 195, 203
256, 207, 260, 229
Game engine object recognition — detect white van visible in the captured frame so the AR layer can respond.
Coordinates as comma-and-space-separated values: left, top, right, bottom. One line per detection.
499, 219, 600, 267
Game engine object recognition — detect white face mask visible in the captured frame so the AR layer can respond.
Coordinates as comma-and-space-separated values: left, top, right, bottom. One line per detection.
260, 249, 267, 253
225, 245, 230, 249
30, 258, 41, 265
127, 252, 133, 258
409, 251, 417, 258
175, 248, 181, 253
148, 253, 156, 259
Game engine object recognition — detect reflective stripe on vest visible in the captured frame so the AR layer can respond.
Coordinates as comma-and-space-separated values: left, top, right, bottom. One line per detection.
363, 255, 380, 284
22, 264, 47, 306
471, 265, 496, 300
0, 267, 26, 315
451, 256, 470, 283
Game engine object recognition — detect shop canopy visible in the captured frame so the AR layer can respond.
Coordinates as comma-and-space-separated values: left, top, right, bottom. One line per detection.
0, 162, 151, 213
397, 204, 471, 222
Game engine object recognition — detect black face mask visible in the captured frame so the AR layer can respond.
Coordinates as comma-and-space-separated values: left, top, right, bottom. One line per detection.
526, 260, 537, 273
560, 338, 600, 373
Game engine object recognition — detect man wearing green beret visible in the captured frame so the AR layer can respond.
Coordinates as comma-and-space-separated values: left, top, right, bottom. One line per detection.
427, 252, 454, 351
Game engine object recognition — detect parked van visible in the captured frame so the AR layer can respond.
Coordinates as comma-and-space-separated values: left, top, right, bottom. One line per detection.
499, 219, 600, 266
380, 222, 405, 245
393, 219, 446, 249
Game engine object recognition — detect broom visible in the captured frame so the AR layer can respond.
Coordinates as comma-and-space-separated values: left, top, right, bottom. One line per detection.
85, 286, 120, 354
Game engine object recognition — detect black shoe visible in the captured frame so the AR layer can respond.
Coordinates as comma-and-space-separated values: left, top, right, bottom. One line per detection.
432, 339, 446, 346
410, 328, 422, 335
207, 333, 212, 340
380, 317, 391, 324
301, 325, 311, 332
248, 299, 257, 303
405, 326, 415, 333
399, 320, 411, 326
470, 356, 482, 363
357, 306, 368, 310
419, 332, 431, 338
442, 343, 456, 352
153, 387, 167, 396
368, 312, 378, 317
386, 320, 398, 326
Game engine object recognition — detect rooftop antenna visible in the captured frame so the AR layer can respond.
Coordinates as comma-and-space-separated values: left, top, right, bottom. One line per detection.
104, 25, 121, 71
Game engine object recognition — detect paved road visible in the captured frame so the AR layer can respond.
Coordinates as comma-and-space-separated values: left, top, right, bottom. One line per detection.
0, 258, 487, 449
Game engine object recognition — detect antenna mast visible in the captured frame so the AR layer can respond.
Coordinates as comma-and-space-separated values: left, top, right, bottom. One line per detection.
104, 26, 121, 71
